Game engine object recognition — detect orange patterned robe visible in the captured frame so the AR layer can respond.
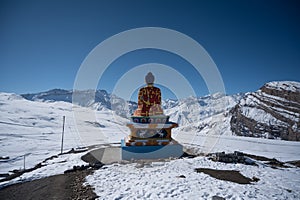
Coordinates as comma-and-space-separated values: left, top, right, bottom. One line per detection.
133, 85, 164, 116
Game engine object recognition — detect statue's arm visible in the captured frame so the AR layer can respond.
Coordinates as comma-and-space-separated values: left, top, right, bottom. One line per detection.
139, 88, 150, 106
157, 89, 162, 104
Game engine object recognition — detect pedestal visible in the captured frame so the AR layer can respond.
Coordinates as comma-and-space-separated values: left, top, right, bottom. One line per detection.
121, 139, 183, 160
121, 116, 183, 160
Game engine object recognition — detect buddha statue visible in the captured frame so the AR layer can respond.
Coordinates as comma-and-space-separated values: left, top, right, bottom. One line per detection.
133, 72, 164, 117
123, 72, 183, 160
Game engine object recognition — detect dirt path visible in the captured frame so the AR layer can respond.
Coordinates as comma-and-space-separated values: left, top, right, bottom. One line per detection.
0, 170, 97, 200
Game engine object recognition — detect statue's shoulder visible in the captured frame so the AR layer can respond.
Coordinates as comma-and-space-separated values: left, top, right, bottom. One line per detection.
152, 86, 161, 91
140, 85, 161, 92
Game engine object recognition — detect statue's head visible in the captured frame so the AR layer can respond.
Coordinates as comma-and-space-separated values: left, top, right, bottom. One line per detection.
145, 72, 155, 85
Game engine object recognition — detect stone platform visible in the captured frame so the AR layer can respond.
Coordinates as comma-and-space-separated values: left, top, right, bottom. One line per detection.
126, 122, 178, 141
121, 139, 183, 160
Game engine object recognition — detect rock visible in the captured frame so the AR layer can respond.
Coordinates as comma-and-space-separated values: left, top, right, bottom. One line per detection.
64, 165, 90, 173
90, 162, 104, 170
230, 81, 300, 141
208, 151, 257, 166
252, 176, 260, 182
0, 156, 9, 160
212, 195, 225, 200
0, 173, 10, 178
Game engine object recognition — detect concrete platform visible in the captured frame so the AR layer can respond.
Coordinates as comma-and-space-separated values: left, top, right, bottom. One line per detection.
84, 141, 184, 164
121, 140, 184, 160
87, 147, 121, 164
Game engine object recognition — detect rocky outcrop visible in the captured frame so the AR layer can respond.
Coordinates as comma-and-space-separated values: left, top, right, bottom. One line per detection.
230, 81, 300, 141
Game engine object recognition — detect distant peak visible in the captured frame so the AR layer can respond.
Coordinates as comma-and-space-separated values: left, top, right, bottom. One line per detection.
46, 88, 71, 93
263, 81, 300, 92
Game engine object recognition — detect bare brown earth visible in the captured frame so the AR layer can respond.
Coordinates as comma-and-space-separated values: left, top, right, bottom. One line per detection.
195, 168, 259, 184
0, 170, 97, 200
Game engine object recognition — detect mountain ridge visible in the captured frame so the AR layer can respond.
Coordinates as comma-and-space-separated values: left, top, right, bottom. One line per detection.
12, 80, 300, 141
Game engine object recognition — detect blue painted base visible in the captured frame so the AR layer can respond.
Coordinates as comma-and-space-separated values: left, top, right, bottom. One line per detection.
121, 139, 184, 160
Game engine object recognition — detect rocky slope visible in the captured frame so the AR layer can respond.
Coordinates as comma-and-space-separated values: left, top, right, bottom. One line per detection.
230, 81, 300, 141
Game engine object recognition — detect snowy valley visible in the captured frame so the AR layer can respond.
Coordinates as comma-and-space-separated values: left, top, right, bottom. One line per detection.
0, 81, 300, 199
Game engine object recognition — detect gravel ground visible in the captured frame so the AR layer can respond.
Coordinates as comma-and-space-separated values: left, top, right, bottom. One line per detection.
0, 169, 97, 200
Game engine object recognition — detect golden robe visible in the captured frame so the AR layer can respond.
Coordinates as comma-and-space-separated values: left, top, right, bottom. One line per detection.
133, 85, 164, 116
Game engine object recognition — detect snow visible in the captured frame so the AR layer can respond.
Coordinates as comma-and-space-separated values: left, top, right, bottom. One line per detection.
85, 129, 300, 200
174, 131, 300, 161
237, 89, 299, 131
241, 106, 285, 126
164, 94, 242, 134
259, 91, 300, 120
265, 81, 300, 92
1, 91, 300, 200
87, 156, 300, 200
0, 151, 87, 188
0, 93, 128, 175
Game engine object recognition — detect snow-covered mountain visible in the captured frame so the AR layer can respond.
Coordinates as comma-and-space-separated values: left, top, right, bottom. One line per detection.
164, 93, 243, 135
19, 81, 300, 141
230, 81, 300, 141
21, 89, 243, 127
22, 89, 137, 118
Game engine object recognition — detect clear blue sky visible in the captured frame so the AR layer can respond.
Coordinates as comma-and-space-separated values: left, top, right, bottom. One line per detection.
1, 0, 299, 100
